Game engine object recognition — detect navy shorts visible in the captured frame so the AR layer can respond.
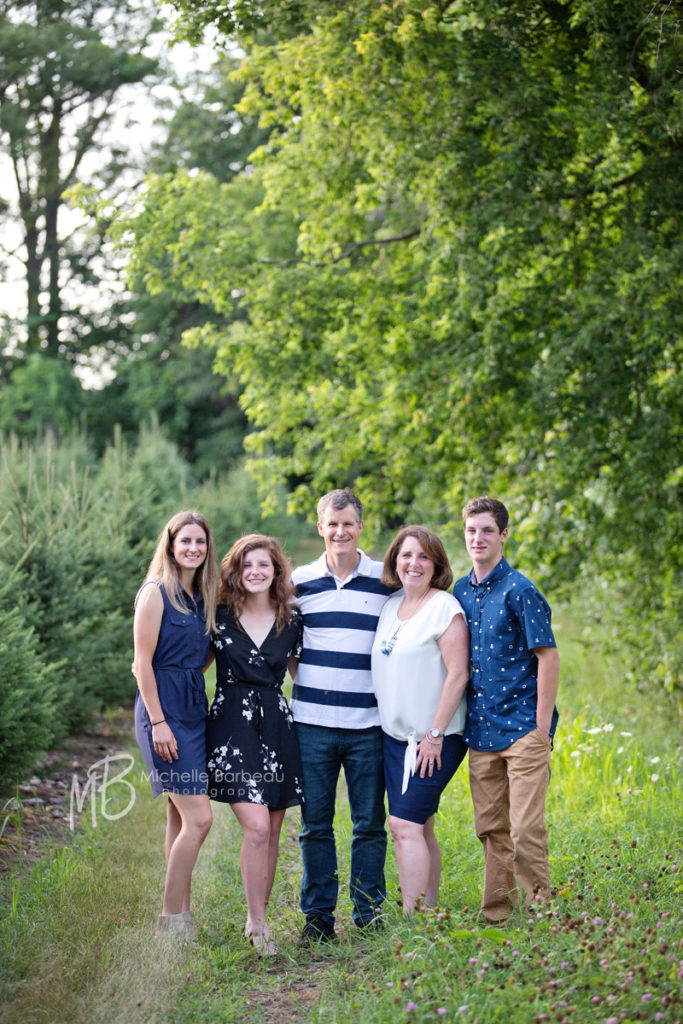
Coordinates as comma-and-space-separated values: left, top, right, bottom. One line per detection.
383, 732, 467, 824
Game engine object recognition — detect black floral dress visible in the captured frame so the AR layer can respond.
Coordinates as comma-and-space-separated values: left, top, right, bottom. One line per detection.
206, 605, 304, 808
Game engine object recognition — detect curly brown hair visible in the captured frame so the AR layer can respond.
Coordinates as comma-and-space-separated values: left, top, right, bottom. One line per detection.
218, 534, 296, 634
382, 525, 454, 591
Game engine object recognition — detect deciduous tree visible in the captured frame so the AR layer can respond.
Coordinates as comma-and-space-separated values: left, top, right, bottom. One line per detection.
0, 0, 160, 357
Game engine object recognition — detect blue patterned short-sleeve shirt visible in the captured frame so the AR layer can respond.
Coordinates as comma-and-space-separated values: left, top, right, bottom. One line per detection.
453, 557, 558, 751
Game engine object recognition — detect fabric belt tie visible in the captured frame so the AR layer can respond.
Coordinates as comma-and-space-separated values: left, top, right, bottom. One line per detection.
402, 732, 418, 795
154, 666, 206, 705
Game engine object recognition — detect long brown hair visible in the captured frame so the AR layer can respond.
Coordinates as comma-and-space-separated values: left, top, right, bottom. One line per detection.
218, 534, 296, 634
142, 510, 218, 632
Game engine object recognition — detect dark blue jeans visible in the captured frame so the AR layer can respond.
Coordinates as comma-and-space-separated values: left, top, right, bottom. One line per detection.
295, 723, 387, 928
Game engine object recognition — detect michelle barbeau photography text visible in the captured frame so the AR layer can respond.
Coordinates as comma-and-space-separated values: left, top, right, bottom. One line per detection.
68, 755, 286, 829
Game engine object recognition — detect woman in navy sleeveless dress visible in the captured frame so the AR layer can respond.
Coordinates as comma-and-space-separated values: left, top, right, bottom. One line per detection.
133, 510, 218, 939
205, 534, 303, 955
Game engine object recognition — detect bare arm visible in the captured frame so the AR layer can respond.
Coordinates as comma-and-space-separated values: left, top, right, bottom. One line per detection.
416, 612, 470, 776
287, 655, 298, 681
534, 645, 560, 736
132, 584, 178, 763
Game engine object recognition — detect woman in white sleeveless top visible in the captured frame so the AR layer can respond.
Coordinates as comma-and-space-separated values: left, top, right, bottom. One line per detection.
371, 526, 469, 914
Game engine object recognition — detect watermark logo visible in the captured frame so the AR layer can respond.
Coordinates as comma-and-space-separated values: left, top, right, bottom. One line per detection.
69, 754, 136, 830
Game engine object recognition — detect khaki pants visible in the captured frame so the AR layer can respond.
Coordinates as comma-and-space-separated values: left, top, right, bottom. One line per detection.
469, 729, 552, 923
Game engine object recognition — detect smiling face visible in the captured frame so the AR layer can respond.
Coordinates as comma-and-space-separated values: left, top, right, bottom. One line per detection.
172, 523, 208, 575
317, 503, 363, 561
396, 534, 435, 596
241, 547, 275, 595
464, 512, 508, 580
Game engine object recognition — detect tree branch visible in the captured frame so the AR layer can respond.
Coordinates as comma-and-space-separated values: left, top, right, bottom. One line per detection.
257, 226, 421, 267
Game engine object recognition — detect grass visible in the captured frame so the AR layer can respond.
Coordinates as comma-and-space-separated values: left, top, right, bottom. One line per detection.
1, 605, 681, 1024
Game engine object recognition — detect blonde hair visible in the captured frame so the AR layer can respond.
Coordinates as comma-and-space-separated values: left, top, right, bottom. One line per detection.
142, 510, 218, 632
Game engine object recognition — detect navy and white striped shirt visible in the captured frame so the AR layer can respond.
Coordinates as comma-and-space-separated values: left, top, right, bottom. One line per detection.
290, 550, 395, 729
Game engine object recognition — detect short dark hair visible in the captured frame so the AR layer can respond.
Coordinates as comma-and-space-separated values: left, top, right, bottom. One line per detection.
382, 525, 454, 590
317, 489, 363, 524
462, 496, 509, 532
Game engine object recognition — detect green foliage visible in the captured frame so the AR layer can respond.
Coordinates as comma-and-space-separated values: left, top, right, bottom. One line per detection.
0, 432, 135, 735
0, 354, 85, 436
126, 0, 682, 701
0, 576, 55, 787
0, 425, 197, 742
0, 423, 310, 780
165, 0, 344, 44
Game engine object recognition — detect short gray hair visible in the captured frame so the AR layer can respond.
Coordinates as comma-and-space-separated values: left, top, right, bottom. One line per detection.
317, 489, 363, 524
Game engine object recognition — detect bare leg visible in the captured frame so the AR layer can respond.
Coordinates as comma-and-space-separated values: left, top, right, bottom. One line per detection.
265, 808, 286, 906
164, 799, 188, 909
231, 803, 282, 953
389, 814, 432, 914
422, 814, 442, 907
161, 793, 212, 915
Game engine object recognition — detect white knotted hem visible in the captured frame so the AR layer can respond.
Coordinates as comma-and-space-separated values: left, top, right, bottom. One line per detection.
401, 732, 418, 794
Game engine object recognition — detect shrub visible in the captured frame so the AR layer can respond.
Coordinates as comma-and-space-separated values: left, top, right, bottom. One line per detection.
0, 576, 55, 789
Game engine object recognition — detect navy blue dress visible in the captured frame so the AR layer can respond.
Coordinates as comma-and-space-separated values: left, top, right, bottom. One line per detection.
135, 583, 210, 797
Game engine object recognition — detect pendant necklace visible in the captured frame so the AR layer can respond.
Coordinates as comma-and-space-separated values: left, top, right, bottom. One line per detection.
381, 588, 431, 656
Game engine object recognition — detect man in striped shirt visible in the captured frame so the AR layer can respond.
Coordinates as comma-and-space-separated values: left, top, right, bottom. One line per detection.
291, 489, 395, 943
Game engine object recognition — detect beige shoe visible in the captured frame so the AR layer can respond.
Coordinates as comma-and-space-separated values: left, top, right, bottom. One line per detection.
181, 910, 197, 939
155, 912, 189, 937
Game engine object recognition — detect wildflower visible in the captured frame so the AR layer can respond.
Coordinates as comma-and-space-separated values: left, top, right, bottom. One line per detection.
650, 774, 660, 782
407, 1001, 416, 1011
457, 1008, 468, 1014
605, 1018, 619, 1024
650, 756, 661, 764
437, 1010, 447, 1017
560, 961, 568, 969
593, 917, 603, 925
512, 951, 520, 957
642, 994, 653, 1003
620, 731, 632, 736
468, 957, 478, 965
603, 723, 614, 731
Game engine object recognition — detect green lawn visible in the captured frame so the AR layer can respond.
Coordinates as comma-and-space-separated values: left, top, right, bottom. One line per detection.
1, 605, 681, 1024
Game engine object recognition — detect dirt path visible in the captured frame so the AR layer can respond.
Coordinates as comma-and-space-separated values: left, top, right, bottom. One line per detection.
0, 711, 133, 880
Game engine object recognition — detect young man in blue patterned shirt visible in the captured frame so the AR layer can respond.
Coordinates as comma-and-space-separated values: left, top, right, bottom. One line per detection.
291, 489, 395, 942
453, 496, 560, 924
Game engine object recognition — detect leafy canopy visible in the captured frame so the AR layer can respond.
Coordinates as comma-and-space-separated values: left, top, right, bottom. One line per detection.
132, 0, 682, 692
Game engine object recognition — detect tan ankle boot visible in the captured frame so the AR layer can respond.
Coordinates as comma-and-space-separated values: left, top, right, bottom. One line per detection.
155, 912, 189, 937
181, 910, 197, 939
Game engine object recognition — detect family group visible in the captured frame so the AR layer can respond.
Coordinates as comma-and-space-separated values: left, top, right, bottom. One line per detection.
132, 490, 560, 954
